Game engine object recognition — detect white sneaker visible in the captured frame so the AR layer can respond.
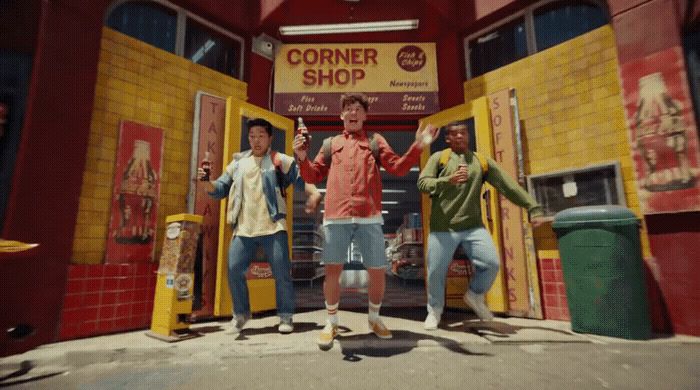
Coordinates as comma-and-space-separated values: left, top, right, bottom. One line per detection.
278, 317, 294, 334
225, 314, 250, 335
424, 311, 441, 330
464, 290, 494, 321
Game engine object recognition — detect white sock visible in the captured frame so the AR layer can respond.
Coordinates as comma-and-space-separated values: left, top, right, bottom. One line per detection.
326, 301, 339, 325
368, 301, 381, 323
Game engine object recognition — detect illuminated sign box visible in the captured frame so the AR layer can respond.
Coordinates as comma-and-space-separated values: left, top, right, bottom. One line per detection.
273, 43, 439, 116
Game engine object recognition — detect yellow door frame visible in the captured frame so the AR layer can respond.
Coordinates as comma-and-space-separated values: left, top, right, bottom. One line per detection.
419, 97, 508, 313
213, 98, 295, 316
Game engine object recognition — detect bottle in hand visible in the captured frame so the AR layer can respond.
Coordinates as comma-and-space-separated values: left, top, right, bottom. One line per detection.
297, 117, 309, 150
458, 154, 468, 181
200, 151, 211, 181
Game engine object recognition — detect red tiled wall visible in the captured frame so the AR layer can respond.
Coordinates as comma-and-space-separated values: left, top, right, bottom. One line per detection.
538, 258, 571, 321
59, 263, 158, 340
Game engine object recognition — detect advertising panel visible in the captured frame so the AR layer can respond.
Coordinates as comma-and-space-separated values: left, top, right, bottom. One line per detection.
274, 43, 439, 116
621, 47, 700, 213
106, 121, 164, 263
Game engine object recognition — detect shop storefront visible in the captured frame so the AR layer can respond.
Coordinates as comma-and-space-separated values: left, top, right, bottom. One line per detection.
2, 0, 699, 356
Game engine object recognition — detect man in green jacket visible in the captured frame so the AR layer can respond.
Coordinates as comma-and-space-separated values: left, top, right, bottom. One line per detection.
418, 121, 545, 329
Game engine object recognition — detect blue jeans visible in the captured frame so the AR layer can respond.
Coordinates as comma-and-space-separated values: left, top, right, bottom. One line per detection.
426, 227, 500, 315
227, 231, 294, 319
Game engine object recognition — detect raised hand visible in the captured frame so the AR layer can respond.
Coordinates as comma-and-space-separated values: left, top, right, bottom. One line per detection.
293, 133, 309, 161
415, 123, 440, 147
448, 168, 469, 185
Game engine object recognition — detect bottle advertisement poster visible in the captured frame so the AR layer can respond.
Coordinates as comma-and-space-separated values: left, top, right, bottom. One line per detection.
106, 121, 164, 262
621, 47, 700, 214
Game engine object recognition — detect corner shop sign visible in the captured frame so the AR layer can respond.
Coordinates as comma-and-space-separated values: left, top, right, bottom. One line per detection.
273, 43, 439, 116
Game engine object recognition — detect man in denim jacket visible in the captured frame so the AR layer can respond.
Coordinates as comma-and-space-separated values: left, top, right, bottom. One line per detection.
199, 118, 321, 335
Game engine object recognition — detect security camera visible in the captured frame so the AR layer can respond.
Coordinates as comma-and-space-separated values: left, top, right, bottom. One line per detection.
253, 34, 281, 61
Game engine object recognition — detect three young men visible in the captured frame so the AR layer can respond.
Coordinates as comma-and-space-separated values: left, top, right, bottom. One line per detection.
211, 98, 543, 345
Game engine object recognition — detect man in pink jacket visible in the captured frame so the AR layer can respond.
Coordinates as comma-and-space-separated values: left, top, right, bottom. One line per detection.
294, 93, 438, 350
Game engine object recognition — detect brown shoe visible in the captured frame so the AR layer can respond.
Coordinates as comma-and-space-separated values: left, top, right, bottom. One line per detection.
368, 318, 392, 339
317, 321, 338, 349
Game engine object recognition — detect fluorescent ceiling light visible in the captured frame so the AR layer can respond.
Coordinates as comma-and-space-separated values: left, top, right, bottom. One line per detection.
381, 201, 399, 205
279, 19, 419, 36
382, 210, 389, 214
318, 188, 405, 194
380, 167, 419, 172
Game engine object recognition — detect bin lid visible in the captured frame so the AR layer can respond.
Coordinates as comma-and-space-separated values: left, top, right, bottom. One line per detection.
552, 205, 639, 229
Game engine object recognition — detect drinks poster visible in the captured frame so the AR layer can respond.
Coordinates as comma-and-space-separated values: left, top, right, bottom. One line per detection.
106, 121, 164, 262
621, 47, 700, 214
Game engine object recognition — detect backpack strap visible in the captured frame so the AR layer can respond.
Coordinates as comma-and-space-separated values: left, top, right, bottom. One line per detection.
269, 150, 287, 198
270, 150, 281, 168
368, 133, 380, 165
473, 151, 489, 180
438, 148, 452, 173
321, 136, 334, 167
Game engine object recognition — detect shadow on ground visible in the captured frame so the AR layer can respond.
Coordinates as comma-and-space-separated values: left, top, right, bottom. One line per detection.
335, 330, 492, 361
232, 322, 325, 340
0, 361, 64, 388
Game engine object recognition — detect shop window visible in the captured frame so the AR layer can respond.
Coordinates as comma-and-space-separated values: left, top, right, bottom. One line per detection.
534, 1, 607, 51
468, 18, 528, 78
466, 0, 608, 78
107, 1, 178, 53
526, 162, 625, 218
105, 0, 243, 79
185, 19, 240, 78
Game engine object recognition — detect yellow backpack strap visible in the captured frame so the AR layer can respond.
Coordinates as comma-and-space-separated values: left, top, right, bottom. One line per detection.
438, 148, 451, 171
473, 151, 489, 178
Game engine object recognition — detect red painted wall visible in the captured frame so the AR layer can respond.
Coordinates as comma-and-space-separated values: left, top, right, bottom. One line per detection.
0, 0, 107, 356
611, 0, 700, 336
645, 213, 700, 335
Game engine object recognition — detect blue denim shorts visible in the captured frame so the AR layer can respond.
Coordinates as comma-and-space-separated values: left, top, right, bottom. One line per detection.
321, 223, 388, 269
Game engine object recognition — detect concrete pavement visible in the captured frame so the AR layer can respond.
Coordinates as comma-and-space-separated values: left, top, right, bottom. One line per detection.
2, 309, 699, 389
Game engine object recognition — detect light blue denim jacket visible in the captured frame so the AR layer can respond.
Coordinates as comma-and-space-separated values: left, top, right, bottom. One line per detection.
208, 149, 305, 228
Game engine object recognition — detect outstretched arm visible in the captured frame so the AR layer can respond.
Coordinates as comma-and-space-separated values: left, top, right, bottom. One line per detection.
197, 166, 231, 199
484, 158, 544, 224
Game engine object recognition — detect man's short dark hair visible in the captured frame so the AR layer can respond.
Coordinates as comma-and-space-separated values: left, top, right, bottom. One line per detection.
446, 121, 468, 131
340, 93, 369, 112
247, 118, 273, 136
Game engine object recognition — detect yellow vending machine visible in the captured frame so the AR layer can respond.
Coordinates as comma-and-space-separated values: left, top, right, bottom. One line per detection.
213, 98, 295, 317
147, 213, 203, 341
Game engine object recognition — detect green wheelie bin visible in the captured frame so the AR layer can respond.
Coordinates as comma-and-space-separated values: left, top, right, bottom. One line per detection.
552, 205, 651, 340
